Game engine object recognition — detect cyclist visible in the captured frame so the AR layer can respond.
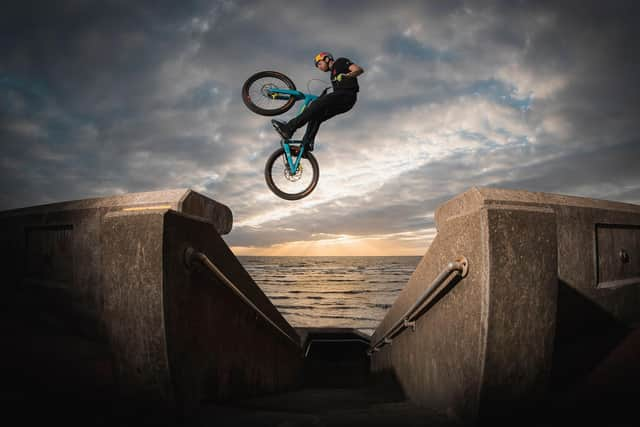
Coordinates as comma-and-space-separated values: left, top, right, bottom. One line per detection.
271, 52, 364, 150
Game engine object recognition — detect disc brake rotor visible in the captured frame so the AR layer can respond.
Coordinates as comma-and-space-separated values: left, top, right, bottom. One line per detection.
284, 164, 303, 182
261, 83, 277, 98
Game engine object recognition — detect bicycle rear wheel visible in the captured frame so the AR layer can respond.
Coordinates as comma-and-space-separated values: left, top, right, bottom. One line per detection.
242, 71, 296, 116
265, 148, 319, 200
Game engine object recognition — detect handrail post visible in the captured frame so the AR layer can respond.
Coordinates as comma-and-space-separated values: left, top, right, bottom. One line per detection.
403, 319, 416, 331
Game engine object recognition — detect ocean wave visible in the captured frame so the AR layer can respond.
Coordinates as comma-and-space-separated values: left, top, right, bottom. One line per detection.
282, 289, 367, 294
304, 313, 381, 322
370, 303, 392, 309
240, 256, 420, 330
276, 304, 318, 310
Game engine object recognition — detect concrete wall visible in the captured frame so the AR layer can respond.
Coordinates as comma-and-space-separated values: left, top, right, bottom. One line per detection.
437, 187, 640, 389
0, 189, 302, 414
102, 209, 303, 413
370, 188, 558, 423
1, 189, 229, 397
0, 188, 232, 336
371, 186, 640, 424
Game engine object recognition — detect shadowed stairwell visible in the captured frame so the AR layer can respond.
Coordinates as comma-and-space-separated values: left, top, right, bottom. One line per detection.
194, 328, 459, 427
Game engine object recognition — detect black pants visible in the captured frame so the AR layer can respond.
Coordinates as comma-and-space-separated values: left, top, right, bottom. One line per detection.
286, 90, 357, 142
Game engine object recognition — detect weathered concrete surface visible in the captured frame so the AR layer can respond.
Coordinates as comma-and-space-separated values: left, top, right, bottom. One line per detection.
0, 189, 304, 416
371, 189, 558, 425
0, 187, 232, 233
437, 187, 640, 389
0, 189, 232, 392
102, 209, 303, 414
372, 186, 640, 425
0, 188, 232, 315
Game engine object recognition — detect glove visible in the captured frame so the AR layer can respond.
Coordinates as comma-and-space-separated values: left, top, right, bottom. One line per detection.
336, 73, 348, 82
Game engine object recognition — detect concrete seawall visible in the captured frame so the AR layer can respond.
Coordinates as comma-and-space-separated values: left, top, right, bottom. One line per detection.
0, 189, 302, 415
0, 188, 232, 341
370, 186, 640, 425
2, 186, 639, 425
102, 208, 302, 413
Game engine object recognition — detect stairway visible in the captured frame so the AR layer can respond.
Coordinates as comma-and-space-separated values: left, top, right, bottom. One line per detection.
196, 386, 454, 427
193, 328, 459, 427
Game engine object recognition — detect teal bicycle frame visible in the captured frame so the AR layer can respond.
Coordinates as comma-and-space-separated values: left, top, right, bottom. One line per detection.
267, 87, 321, 175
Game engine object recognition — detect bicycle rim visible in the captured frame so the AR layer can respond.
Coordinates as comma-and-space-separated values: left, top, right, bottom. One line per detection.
242, 71, 296, 116
265, 148, 319, 200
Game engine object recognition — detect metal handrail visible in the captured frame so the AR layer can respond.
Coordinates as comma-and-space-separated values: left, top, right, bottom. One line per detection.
368, 256, 469, 354
184, 247, 299, 346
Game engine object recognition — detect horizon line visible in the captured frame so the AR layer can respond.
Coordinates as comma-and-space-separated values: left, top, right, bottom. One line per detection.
234, 254, 424, 257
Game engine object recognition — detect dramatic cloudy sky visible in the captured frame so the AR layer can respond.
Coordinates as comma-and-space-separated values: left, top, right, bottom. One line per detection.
2, 0, 639, 255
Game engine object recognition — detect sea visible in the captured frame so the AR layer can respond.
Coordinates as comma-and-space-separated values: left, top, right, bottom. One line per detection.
238, 256, 422, 337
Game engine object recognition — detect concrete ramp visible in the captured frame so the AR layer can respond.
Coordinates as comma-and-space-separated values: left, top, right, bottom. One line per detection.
370, 186, 640, 425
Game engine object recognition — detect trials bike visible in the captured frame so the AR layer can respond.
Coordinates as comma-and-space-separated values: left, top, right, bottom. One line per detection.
242, 71, 328, 200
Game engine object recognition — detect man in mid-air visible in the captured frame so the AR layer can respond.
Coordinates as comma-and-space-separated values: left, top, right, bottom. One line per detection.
271, 51, 364, 149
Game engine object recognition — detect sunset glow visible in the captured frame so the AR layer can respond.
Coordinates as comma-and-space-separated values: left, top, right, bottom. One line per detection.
230, 229, 436, 256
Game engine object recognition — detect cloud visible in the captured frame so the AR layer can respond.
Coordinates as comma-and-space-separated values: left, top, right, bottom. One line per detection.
1, 0, 639, 254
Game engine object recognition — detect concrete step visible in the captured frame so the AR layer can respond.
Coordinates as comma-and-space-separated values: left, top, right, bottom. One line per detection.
195, 387, 461, 427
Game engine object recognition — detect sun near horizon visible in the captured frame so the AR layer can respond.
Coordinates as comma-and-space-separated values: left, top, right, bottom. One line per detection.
229, 232, 434, 256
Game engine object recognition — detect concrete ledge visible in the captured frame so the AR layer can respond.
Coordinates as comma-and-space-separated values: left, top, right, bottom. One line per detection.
0, 188, 233, 234
372, 186, 640, 424
102, 209, 302, 413
0, 189, 232, 351
371, 193, 558, 424
435, 186, 640, 227
437, 187, 640, 331
0, 189, 301, 415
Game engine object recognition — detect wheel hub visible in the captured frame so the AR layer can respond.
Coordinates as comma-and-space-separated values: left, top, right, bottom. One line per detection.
261, 83, 277, 98
284, 164, 303, 182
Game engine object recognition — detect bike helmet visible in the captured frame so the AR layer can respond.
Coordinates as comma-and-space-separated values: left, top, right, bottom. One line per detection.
314, 52, 333, 66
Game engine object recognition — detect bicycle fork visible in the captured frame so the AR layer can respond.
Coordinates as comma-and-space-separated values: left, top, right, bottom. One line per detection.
281, 140, 306, 174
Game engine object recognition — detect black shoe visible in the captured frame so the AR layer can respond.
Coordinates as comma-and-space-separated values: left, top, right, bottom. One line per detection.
271, 120, 292, 140
304, 140, 314, 152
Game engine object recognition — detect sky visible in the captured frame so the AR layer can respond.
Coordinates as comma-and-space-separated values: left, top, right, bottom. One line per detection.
2, 0, 639, 256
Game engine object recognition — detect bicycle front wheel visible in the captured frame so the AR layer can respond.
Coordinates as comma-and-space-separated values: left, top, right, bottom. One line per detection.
265, 148, 319, 200
242, 71, 296, 116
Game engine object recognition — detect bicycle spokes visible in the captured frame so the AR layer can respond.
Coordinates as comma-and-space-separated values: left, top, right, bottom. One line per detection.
273, 156, 313, 191
242, 72, 296, 116
265, 147, 319, 200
